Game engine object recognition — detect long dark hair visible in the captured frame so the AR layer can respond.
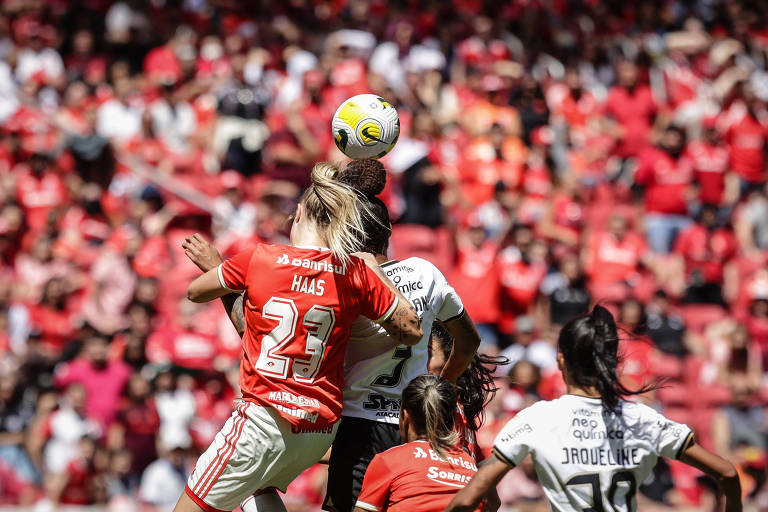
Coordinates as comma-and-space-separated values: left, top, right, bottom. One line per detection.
558, 305, 659, 411
402, 374, 458, 459
431, 322, 508, 431
338, 159, 391, 255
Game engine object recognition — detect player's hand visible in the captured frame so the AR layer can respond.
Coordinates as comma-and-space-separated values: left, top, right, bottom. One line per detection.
183, 233, 224, 272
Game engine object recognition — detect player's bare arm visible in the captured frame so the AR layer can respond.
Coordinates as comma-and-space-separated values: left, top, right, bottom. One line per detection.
679, 439, 742, 512
439, 311, 481, 383
183, 233, 245, 335
353, 251, 422, 345
445, 455, 511, 512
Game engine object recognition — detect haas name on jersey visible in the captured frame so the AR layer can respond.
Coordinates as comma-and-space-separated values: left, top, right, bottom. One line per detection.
291, 274, 325, 296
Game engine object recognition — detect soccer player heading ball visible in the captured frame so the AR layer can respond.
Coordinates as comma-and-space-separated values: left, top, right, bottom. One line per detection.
446, 305, 742, 512
175, 162, 422, 512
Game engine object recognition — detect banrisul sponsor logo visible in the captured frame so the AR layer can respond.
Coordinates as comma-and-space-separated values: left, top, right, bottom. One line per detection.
275, 253, 346, 275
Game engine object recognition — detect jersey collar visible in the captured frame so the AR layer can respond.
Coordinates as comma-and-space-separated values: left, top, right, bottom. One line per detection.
294, 244, 330, 251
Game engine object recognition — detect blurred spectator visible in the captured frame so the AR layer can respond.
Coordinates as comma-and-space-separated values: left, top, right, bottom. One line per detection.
53, 334, 131, 429
40, 383, 100, 476
635, 125, 694, 253
110, 373, 159, 477
538, 252, 590, 327
646, 290, 689, 358
138, 437, 189, 510
674, 203, 738, 305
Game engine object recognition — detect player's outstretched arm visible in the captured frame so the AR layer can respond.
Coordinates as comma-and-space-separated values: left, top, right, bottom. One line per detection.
353, 252, 423, 346
183, 234, 245, 335
439, 311, 481, 383
679, 440, 742, 512
445, 455, 510, 512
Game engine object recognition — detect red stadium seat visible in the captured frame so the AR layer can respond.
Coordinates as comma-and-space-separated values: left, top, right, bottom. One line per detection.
389, 225, 453, 274
679, 304, 728, 333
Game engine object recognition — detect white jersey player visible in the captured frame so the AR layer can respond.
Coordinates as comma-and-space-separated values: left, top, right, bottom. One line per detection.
323, 160, 482, 512
447, 305, 742, 512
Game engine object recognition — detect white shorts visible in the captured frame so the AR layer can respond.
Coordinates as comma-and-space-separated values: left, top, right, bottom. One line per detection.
185, 401, 338, 512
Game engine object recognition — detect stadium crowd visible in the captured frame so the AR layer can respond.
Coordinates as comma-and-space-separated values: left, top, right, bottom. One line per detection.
1, 0, 768, 510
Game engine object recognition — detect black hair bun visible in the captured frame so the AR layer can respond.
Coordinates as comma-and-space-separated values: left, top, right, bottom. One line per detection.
339, 159, 387, 197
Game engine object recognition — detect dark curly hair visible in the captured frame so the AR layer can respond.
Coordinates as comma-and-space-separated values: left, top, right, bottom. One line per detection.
431, 322, 508, 431
338, 159, 391, 255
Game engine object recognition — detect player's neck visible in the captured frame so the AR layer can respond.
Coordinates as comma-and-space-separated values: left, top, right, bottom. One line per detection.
291, 226, 328, 250
566, 384, 601, 399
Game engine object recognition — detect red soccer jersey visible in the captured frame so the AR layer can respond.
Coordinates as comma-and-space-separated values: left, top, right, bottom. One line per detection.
219, 244, 397, 428
586, 231, 647, 284
635, 147, 694, 214
356, 440, 479, 512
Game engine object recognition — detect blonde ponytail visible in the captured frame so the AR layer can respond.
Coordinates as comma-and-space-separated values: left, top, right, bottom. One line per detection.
301, 162, 373, 263
402, 374, 459, 460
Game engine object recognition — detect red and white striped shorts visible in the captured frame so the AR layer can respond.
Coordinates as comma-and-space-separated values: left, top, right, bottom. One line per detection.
185, 401, 337, 512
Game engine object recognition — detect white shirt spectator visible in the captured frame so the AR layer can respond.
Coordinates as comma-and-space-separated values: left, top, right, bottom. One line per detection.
97, 99, 142, 142
150, 98, 197, 152
43, 406, 100, 474
0, 61, 18, 123
370, 42, 407, 94
156, 388, 196, 452
15, 47, 64, 84
139, 457, 187, 509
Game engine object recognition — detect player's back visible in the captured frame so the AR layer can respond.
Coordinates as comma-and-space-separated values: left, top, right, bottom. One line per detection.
493, 394, 693, 512
342, 257, 464, 423
355, 441, 479, 512
218, 243, 397, 428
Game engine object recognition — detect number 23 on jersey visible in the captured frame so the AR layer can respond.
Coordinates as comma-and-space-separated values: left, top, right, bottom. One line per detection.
256, 297, 336, 384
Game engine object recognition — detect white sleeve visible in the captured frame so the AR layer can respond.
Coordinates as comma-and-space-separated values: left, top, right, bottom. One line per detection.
432, 265, 464, 322
647, 408, 694, 459
492, 404, 541, 467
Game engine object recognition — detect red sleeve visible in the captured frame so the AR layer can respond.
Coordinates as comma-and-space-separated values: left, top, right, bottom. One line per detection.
353, 261, 398, 323
673, 229, 689, 255
356, 453, 393, 511
634, 154, 653, 185
219, 247, 256, 292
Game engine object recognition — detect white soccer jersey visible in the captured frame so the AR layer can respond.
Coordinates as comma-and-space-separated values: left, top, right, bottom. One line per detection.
493, 394, 693, 512
342, 257, 464, 423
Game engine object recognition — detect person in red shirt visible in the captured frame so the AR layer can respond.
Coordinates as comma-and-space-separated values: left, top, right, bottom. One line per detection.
584, 214, 652, 302
721, 85, 768, 186
14, 152, 69, 232
449, 217, 501, 348
674, 204, 738, 305
635, 125, 695, 253
354, 375, 482, 512
176, 162, 422, 512
604, 60, 657, 158
686, 118, 734, 207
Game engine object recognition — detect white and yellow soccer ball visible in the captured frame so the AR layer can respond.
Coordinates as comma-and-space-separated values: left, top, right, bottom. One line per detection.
332, 94, 400, 159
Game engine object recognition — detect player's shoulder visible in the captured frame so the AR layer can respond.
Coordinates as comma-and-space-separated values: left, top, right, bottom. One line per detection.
616, 399, 666, 426
374, 440, 427, 462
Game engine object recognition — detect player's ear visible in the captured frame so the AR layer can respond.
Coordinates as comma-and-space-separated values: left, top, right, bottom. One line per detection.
556, 351, 566, 378
294, 203, 304, 224
399, 408, 410, 441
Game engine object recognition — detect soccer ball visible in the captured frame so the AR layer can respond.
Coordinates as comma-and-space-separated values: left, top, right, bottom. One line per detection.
332, 94, 400, 159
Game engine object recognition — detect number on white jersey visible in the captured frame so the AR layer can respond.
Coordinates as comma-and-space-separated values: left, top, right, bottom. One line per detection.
564, 471, 636, 512
257, 297, 335, 383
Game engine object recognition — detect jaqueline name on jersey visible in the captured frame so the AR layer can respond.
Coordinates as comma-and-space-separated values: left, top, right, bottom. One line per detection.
560, 446, 641, 466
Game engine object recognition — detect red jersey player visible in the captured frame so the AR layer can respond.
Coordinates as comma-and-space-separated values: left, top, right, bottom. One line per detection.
354, 375, 481, 512
175, 163, 422, 512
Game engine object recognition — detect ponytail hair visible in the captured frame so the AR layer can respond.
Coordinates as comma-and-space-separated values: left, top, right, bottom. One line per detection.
402, 374, 458, 459
558, 305, 659, 412
431, 322, 508, 431
300, 162, 372, 263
